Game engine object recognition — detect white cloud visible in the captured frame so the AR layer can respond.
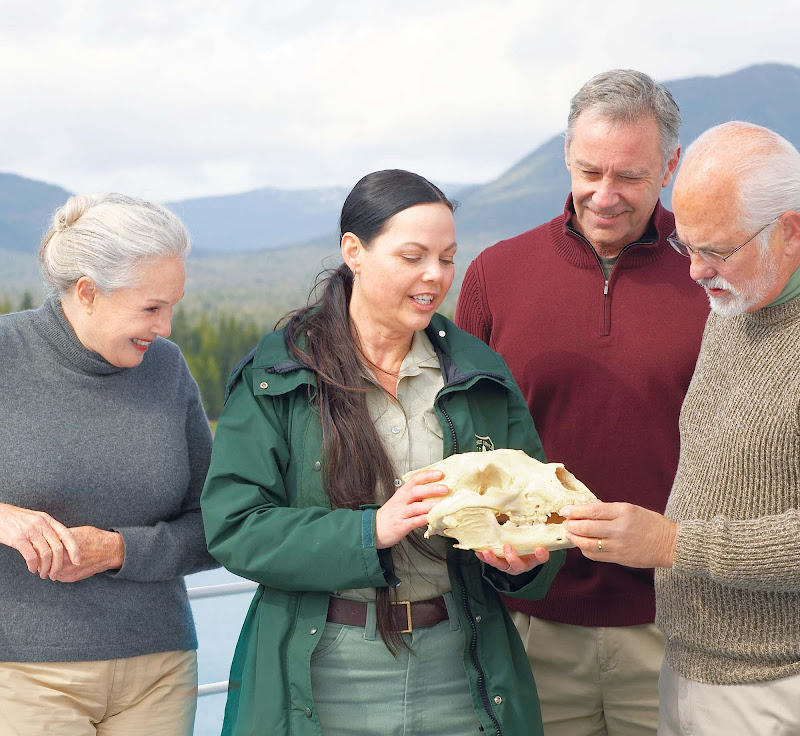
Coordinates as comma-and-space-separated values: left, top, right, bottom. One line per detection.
0, 0, 796, 200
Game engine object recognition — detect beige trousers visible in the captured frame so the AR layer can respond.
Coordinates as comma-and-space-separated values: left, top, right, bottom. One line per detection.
658, 660, 800, 736
0, 649, 197, 736
512, 612, 663, 736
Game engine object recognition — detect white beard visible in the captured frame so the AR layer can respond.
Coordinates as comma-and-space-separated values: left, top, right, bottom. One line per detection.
698, 252, 780, 318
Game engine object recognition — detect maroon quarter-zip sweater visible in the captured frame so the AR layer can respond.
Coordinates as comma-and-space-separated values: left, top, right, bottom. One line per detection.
456, 196, 709, 626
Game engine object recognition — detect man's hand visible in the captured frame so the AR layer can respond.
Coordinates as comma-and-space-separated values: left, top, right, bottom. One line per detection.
561, 502, 678, 568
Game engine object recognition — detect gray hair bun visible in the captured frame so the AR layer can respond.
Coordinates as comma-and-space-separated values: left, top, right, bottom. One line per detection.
54, 194, 95, 232
40, 193, 190, 295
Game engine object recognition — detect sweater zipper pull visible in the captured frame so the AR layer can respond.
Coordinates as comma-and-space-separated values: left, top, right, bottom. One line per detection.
604, 279, 609, 295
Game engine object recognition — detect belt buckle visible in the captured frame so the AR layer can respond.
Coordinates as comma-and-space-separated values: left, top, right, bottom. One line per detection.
392, 600, 412, 633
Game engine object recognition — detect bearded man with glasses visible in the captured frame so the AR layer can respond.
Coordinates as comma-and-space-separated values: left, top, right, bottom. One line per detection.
562, 121, 800, 735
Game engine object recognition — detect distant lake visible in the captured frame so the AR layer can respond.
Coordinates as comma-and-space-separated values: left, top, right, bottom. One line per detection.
187, 567, 254, 736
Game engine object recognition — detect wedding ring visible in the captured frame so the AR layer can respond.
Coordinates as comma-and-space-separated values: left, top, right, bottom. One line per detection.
597, 539, 603, 552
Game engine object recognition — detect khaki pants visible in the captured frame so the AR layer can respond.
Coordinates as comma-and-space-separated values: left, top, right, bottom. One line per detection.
658, 660, 800, 735
512, 612, 663, 736
0, 650, 197, 736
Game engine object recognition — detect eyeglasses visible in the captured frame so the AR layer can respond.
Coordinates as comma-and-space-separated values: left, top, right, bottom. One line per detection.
668, 216, 781, 267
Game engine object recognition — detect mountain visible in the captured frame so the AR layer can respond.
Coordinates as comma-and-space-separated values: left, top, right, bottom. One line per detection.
453, 63, 800, 255
167, 181, 474, 254
166, 186, 349, 253
4, 63, 800, 311
0, 173, 72, 253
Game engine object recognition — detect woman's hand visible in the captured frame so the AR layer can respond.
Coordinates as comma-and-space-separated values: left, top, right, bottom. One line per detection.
51, 526, 126, 583
475, 544, 550, 575
375, 470, 449, 549
561, 502, 678, 568
0, 502, 81, 579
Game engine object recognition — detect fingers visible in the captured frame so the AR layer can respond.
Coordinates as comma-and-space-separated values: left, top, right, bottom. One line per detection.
0, 507, 81, 578
409, 483, 449, 500
560, 502, 625, 520
475, 547, 503, 568
504, 544, 549, 573
562, 519, 615, 539
401, 472, 449, 501
32, 528, 60, 579
564, 530, 603, 560
476, 544, 549, 574
520, 547, 550, 567
48, 519, 81, 567
404, 498, 443, 519
404, 469, 444, 487
15, 538, 39, 574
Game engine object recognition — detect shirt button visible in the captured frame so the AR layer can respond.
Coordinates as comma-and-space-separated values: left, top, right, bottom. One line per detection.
438, 330, 446, 337
310, 627, 318, 635
391, 426, 401, 435
259, 381, 268, 389
313, 461, 321, 471
394, 478, 402, 487
304, 707, 313, 718
475, 615, 482, 622
493, 695, 503, 705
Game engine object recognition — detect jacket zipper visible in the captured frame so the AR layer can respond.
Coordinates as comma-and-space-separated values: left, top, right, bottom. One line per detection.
435, 371, 505, 457
568, 229, 652, 336
437, 397, 459, 455
438, 370, 508, 734
456, 565, 502, 736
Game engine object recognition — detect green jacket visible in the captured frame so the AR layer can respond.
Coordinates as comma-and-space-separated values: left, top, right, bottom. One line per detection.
201, 313, 564, 736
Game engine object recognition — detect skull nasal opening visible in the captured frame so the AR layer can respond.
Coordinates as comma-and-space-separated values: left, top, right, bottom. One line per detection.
469, 463, 511, 495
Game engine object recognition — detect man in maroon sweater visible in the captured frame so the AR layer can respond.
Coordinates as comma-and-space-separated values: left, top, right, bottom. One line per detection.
455, 70, 709, 736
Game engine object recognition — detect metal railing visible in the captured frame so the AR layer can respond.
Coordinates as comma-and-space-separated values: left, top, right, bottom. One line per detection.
188, 580, 258, 697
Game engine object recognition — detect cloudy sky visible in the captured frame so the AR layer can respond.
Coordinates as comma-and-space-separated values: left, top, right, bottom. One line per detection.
1, 0, 798, 202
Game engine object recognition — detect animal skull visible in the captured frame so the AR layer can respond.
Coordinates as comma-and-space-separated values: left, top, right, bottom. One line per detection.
404, 449, 597, 556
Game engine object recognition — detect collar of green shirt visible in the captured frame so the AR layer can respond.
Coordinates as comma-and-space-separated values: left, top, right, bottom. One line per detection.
767, 264, 800, 308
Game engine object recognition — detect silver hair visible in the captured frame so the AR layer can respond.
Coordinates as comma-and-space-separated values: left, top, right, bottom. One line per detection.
683, 121, 800, 240
39, 193, 190, 295
565, 69, 681, 168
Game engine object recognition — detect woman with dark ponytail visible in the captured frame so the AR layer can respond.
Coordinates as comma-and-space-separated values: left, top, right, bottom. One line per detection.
201, 170, 564, 736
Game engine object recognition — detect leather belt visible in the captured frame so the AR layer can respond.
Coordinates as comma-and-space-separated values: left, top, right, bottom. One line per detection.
326, 596, 449, 634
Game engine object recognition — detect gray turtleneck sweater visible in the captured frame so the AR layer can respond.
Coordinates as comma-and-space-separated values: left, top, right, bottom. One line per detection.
656, 296, 800, 685
0, 296, 216, 662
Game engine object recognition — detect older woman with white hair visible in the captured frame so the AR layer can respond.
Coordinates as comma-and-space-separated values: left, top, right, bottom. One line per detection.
0, 193, 216, 735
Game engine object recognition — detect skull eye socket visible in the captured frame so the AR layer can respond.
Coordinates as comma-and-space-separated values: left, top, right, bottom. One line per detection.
555, 466, 581, 492
495, 513, 510, 525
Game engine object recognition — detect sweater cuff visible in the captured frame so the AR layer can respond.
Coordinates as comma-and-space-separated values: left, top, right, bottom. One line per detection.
672, 518, 725, 580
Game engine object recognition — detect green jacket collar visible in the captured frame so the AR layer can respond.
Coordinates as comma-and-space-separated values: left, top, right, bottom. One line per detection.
226, 312, 509, 402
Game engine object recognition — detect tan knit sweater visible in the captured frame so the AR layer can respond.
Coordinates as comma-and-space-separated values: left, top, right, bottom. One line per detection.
655, 297, 800, 685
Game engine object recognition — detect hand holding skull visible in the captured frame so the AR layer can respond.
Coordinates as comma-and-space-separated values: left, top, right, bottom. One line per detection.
561, 502, 678, 568
375, 469, 449, 549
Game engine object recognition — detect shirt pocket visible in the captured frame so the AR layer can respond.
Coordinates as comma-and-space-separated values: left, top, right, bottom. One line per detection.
423, 406, 444, 441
